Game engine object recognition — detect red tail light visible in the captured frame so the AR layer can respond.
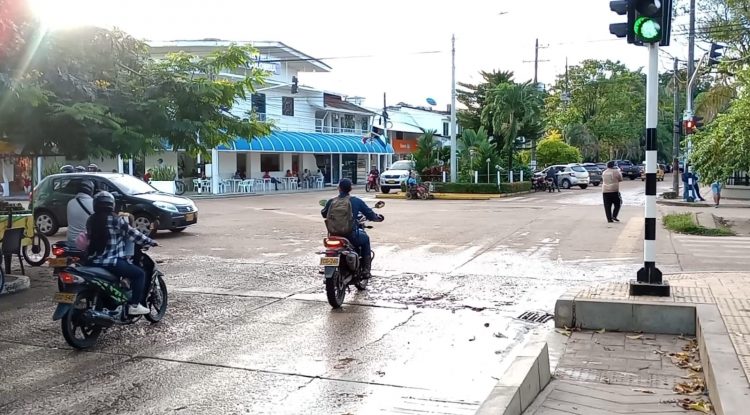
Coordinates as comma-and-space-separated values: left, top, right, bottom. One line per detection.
59, 272, 76, 284
324, 238, 343, 248
52, 246, 65, 257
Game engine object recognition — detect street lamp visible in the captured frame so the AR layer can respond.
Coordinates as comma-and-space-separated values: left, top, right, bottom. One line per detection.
486, 158, 491, 183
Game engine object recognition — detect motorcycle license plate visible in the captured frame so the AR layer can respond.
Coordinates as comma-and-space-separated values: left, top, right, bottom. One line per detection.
185, 213, 195, 222
47, 258, 67, 267
53, 292, 76, 304
320, 257, 340, 266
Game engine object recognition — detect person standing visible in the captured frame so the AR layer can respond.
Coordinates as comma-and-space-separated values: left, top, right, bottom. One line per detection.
711, 180, 723, 208
602, 161, 623, 223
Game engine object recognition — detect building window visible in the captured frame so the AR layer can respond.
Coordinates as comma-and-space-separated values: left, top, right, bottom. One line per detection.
260, 154, 281, 172
443, 122, 449, 136
251, 93, 266, 116
282, 97, 294, 116
343, 114, 355, 130
396, 131, 404, 139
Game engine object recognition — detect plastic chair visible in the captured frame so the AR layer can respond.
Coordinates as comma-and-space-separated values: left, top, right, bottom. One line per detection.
238, 179, 254, 192
2, 227, 25, 275
315, 178, 324, 188
288, 178, 298, 190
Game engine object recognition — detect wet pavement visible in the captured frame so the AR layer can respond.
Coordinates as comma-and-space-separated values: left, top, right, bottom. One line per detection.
0, 176, 717, 414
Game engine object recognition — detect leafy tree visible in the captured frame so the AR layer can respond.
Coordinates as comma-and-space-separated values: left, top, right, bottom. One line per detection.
457, 127, 498, 178
413, 129, 439, 173
456, 70, 515, 134
536, 130, 582, 167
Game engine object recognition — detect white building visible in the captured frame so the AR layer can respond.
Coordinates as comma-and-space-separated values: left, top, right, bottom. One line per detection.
40, 40, 394, 194
370, 103, 454, 159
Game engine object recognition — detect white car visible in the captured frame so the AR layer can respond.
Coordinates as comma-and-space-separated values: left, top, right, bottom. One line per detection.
538, 164, 590, 189
380, 160, 416, 193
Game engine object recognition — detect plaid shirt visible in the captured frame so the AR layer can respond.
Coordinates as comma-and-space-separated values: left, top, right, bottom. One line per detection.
88, 215, 155, 266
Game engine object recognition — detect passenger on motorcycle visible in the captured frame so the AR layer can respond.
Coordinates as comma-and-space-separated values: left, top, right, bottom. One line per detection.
85, 191, 157, 315
369, 167, 380, 180
321, 178, 384, 279
66, 180, 95, 248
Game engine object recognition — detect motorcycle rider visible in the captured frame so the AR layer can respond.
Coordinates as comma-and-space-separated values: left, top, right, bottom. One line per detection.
546, 166, 560, 192
66, 180, 95, 248
368, 166, 380, 190
85, 191, 157, 315
321, 178, 384, 279
60, 165, 75, 174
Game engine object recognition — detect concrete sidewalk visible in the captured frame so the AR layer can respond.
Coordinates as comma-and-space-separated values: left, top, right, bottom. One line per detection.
538, 272, 750, 415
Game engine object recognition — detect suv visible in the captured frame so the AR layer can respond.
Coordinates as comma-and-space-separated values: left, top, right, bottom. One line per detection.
582, 163, 602, 186
380, 160, 416, 194
32, 173, 198, 236
538, 164, 590, 189
612, 160, 641, 180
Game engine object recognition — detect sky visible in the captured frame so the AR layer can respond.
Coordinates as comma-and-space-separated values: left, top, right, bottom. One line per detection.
29, 0, 702, 110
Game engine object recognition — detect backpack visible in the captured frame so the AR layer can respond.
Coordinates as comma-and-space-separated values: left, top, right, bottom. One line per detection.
325, 196, 353, 236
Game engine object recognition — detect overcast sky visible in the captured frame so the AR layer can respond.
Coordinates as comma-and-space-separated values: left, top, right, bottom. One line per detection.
31, 0, 702, 109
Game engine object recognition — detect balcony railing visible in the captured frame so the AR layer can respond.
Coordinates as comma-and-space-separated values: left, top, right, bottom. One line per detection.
728, 172, 750, 186
254, 112, 369, 136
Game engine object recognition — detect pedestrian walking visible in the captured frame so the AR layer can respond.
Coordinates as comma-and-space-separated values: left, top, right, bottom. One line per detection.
711, 180, 723, 208
602, 161, 623, 223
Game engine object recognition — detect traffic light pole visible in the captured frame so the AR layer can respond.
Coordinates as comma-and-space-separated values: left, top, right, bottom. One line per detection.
672, 57, 680, 195
631, 43, 669, 297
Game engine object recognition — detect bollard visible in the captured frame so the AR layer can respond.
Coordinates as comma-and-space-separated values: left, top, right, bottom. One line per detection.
442, 171, 446, 182
497, 171, 500, 186
474, 171, 479, 183
508, 171, 513, 183
520, 170, 524, 182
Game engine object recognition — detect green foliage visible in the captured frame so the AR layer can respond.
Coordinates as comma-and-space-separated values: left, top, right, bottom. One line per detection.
500, 182, 532, 193
536, 130, 582, 166
457, 70, 515, 134
432, 182, 500, 194
457, 127, 498, 178
42, 163, 62, 178
413, 129, 440, 173
663, 213, 734, 236
149, 166, 177, 181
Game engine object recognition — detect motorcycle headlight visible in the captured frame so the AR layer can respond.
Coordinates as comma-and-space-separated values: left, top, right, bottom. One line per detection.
153, 202, 178, 212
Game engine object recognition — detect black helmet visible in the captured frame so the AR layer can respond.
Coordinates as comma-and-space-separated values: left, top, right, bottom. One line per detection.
78, 180, 95, 196
93, 191, 115, 212
74, 165, 86, 172
60, 165, 75, 174
87, 163, 99, 172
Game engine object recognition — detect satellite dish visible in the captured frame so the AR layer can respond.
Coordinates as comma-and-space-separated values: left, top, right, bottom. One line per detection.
426, 97, 437, 106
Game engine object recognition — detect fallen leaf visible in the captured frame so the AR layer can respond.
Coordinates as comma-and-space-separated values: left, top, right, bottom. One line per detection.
596, 328, 606, 334
556, 329, 572, 337
627, 334, 643, 340
469, 336, 476, 342
632, 389, 655, 394
677, 398, 712, 413
375, 371, 385, 377
493, 332, 506, 338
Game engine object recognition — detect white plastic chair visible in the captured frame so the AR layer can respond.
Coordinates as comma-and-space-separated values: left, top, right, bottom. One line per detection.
288, 178, 298, 190
238, 179, 254, 193
315, 178, 324, 188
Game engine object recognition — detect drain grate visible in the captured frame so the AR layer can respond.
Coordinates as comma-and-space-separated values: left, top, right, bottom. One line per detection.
517, 310, 554, 323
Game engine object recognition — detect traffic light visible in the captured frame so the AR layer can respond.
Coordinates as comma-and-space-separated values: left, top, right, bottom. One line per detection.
291, 76, 299, 94
633, 0, 672, 46
693, 116, 704, 129
708, 43, 724, 66
609, 1, 636, 44
684, 118, 695, 134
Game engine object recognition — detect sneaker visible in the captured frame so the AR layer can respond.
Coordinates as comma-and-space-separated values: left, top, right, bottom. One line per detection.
128, 304, 150, 315
613, 218, 620, 222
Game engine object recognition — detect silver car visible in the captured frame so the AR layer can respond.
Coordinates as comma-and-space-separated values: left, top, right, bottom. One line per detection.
539, 164, 590, 189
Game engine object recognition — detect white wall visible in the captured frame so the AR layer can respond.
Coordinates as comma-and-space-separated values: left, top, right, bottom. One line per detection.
216, 152, 236, 179
144, 152, 179, 172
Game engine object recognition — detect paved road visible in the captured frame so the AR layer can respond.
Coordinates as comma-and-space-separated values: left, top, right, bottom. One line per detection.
0, 176, 730, 414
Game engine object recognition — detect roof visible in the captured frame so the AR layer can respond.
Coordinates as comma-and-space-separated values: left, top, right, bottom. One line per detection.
147, 40, 332, 73
218, 131, 394, 154
323, 94, 375, 115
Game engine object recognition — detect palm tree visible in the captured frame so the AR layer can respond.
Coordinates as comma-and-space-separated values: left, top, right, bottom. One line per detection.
413, 129, 439, 174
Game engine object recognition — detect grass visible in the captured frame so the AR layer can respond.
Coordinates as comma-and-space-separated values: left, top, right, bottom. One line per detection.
662, 213, 736, 236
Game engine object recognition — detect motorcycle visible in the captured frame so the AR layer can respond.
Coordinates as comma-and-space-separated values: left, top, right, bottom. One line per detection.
48, 241, 86, 290
52, 245, 168, 349
532, 176, 547, 192
406, 182, 433, 200
365, 174, 380, 192
318, 200, 384, 308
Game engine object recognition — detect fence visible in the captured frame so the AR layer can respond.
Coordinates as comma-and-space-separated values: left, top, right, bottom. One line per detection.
728, 172, 750, 186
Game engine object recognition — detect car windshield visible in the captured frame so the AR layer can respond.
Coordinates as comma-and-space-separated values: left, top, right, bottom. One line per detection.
571, 166, 587, 172
108, 175, 157, 195
389, 161, 414, 170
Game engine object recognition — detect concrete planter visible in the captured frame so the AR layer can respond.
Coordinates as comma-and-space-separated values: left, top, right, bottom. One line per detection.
150, 180, 175, 194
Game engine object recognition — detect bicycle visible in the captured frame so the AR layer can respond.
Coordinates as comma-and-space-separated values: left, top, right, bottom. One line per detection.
174, 179, 186, 195
22, 223, 51, 267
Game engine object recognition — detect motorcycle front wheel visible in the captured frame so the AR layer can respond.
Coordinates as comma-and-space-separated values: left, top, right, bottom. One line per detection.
22, 233, 50, 266
325, 269, 346, 308
61, 289, 102, 350
145, 274, 168, 323
365, 183, 372, 192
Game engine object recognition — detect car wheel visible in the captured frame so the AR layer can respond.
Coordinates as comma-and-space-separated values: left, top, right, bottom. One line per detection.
561, 179, 571, 189
593, 182, 600, 186
35, 211, 59, 236
579, 184, 588, 190
381, 188, 391, 194
134, 213, 156, 237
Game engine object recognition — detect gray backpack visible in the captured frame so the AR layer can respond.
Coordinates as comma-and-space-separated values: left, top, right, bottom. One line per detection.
325, 196, 353, 236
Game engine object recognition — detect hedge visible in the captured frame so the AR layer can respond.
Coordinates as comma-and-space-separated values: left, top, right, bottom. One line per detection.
500, 182, 532, 193
432, 182, 501, 194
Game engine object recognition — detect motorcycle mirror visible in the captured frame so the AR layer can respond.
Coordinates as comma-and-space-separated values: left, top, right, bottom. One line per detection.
319, 200, 327, 207
374, 201, 385, 209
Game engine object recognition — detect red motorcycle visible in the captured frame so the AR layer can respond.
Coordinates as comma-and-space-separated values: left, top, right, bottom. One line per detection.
365, 174, 380, 192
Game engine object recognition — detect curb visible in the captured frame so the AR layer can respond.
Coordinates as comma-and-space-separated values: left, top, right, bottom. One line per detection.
658, 199, 750, 208
374, 190, 534, 201
0, 274, 31, 295
476, 341, 551, 415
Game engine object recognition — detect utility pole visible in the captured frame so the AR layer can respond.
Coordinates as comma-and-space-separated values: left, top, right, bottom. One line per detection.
450, 34, 457, 183
672, 57, 681, 194
684, 0, 696, 201
534, 38, 539, 85
383, 92, 390, 168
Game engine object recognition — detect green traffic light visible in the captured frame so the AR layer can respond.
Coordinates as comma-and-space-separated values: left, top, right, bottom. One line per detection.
634, 16, 661, 42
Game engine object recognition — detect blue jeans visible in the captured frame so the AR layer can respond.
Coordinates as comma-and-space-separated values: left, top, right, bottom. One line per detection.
351, 229, 371, 261
104, 258, 146, 306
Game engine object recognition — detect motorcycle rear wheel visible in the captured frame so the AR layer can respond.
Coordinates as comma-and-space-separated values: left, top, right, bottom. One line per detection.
325, 270, 346, 308
22, 233, 50, 266
145, 274, 168, 323
61, 289, 102, 350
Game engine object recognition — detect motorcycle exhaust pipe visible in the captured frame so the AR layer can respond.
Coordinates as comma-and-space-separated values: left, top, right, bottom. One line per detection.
83, 310, 116, 328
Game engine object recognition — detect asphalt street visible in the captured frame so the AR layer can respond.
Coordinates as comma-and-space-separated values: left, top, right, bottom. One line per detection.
0, 175, 735, 414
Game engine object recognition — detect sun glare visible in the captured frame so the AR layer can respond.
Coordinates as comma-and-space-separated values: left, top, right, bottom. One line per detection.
28, 0, 101, 30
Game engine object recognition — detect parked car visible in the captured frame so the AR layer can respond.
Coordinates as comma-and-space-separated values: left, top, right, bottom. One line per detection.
538, 164, 590, 189
611, 160, 641, 180
595, 162, 608, 171
32, 173, 198, 236
640, 164, 666, 181
582, 163, 602, 186
380, 160, 416, 194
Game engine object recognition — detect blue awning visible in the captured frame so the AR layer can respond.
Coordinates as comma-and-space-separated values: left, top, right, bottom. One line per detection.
217, 131, 394, 154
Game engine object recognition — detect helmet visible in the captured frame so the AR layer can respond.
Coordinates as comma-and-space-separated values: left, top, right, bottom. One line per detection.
60, 165, 75, 174
78, 180, 95, 196
93, 191, 115, 212
87, 163, 99, 172
74, 165, 86, 172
